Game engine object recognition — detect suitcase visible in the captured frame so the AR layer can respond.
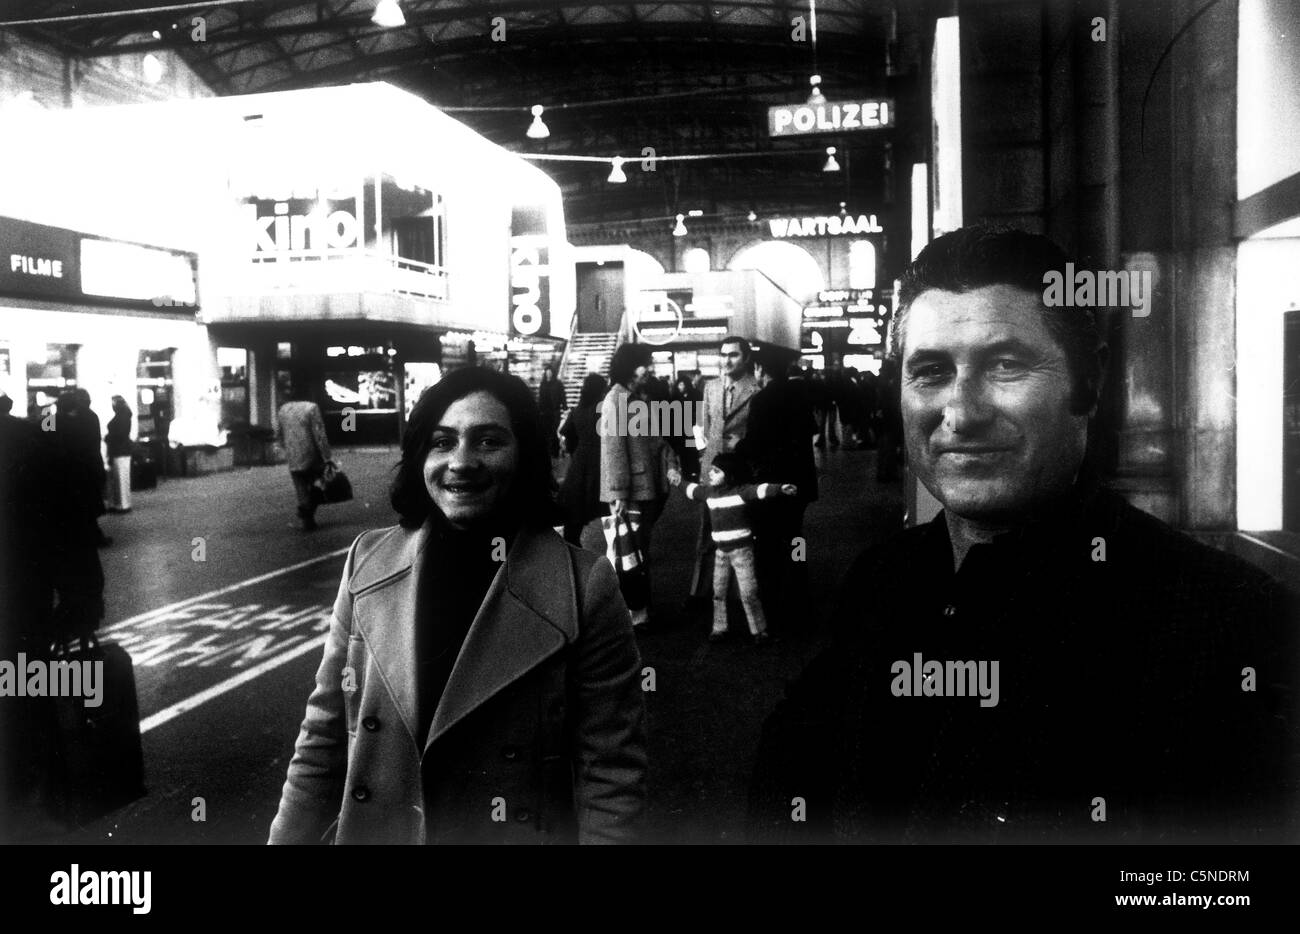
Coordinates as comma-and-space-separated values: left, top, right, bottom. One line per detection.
130, 456, 157, 491
49, 637, 147, 825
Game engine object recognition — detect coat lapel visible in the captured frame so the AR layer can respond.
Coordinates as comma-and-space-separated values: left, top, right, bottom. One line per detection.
425, 528, 577, 750
348, 523, 430, 746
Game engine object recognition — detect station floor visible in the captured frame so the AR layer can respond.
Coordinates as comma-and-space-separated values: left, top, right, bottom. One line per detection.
45, 443, 903, 845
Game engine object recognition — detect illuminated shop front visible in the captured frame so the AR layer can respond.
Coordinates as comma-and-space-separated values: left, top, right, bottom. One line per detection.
800, 287, 892, 373
0, 215, 207, 457
207, 85, 572, 443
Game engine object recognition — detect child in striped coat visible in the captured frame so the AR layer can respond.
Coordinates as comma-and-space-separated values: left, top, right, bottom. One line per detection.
673, 453, 797, 644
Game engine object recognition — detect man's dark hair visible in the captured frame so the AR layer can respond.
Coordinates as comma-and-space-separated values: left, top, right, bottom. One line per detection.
709, 452, 752, 486
578, 372, 608, 409
390, 367, 557, 530
719, 335, 752, 360
751, 346, 786, 380
893, 224, 1105, 414
0, 395, 12, 416
608, 343, 653, 387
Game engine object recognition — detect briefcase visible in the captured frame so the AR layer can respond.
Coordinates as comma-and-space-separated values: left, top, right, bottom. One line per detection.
312, 461, 353, 505
48, 636, 147, 826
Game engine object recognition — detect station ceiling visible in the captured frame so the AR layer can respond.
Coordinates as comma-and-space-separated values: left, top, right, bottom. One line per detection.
7, 1, 916, 228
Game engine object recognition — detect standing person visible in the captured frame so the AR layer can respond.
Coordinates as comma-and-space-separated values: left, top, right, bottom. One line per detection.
875, 358, 903, 481
104, 395, 133, 514
599, 343, 665, 629
674, 453, 797, 645
559, 372, 608, 547
277, 386, 333, 532
269, 367, 646, 844
687, 336, 759, 606
670, 375, 701, 479
749, 225, 1298, 843
808, 369, 833, 448
737, 354, 818, 632
56, 390, 110, 548
537, 364, 567, 460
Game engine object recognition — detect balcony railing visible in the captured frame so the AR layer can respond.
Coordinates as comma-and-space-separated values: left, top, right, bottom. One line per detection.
237, 249, 449, 301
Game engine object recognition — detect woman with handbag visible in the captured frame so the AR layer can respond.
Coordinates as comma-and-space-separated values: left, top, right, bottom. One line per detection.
597, 345, 679, 630
269, 366, 647, 845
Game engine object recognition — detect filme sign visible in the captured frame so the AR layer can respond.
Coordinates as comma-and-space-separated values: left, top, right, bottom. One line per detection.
509, 205, 551, 337
0, 215, 198, 312
767, 100, 894, 137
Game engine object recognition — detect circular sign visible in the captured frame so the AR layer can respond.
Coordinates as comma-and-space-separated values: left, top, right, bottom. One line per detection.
632, 294, 684, 345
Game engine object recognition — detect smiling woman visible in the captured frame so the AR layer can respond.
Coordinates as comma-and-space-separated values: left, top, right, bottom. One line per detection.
269, 366, 647, 845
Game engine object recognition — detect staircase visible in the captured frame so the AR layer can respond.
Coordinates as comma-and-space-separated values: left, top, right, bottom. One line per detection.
559, 331, 619, 407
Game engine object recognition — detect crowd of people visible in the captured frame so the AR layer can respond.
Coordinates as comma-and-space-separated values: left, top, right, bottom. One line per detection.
546, 335, 881, 643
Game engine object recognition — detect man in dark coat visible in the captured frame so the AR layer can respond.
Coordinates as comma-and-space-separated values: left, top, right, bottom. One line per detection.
749, 225, 1297, 843
56, 390, 110, 546
737, 354, 818, 632
1, 410, 106, 839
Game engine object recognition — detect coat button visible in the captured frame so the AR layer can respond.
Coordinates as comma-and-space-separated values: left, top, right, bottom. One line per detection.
351, 785, 371, 802
514, 808, 531, 823
362, 716, 380, 732
502, 745, 520, 761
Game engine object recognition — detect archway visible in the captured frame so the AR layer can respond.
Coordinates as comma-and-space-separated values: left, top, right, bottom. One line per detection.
727, 240, 825, 304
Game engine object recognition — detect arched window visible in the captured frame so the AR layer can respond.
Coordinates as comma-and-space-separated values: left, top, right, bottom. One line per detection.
849, 240, 877, 290
682, 247, 710, 274
728, 241, 824, 302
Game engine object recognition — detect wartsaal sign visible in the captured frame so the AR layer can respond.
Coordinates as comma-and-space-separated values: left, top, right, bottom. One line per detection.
769, 214, 883, 238
768, 100, 894, 137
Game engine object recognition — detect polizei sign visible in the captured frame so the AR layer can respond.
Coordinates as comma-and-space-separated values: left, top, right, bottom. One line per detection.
767, 100, 894, 137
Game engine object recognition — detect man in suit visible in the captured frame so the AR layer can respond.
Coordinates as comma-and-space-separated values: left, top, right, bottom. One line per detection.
688, 336, 759, 603
736, 353, 818, 632
277, 386, 333, 531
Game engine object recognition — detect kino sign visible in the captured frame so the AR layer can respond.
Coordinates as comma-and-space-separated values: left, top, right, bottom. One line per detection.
767, 100, 893, 137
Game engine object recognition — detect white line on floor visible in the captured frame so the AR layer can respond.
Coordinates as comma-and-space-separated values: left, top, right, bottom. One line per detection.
101, 548, 351, 634
140, 635, 327, 734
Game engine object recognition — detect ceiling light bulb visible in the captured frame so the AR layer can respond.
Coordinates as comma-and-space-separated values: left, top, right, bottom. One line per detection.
808, 74, 825, 105
673, 214, 687, 237
607, 157, 627, 183
527, 104, 550, 139
747, 210, 757, 222
823, 146, 840, 172
372, 0, 406, 28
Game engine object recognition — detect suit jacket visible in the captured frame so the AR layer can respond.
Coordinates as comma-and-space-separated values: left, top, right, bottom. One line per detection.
599, 384, 657, 504
277, 400, 331, 472
697, 373, 758, 477
268, 523, 647, 845
736, 378, 818, 502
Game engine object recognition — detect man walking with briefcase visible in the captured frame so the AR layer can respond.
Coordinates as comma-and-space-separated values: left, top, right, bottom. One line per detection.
276, 385, 334, 532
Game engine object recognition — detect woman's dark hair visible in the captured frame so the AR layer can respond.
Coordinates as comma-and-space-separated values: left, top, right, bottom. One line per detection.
578, 372, 607, 408
391, 367, 558, 530
709, 452, 751, 486
608, 342, 653, 388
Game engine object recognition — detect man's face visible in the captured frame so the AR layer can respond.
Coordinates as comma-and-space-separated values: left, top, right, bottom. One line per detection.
719, 342, 748, 380
900, 284, 1088, 524
632, 364, 653, 391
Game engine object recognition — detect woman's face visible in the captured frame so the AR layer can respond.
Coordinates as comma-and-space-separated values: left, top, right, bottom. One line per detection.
423, 391, 518, 530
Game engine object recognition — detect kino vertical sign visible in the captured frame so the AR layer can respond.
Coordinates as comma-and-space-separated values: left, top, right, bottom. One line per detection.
767, 100, 894, 137
509, 205, 550, 337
